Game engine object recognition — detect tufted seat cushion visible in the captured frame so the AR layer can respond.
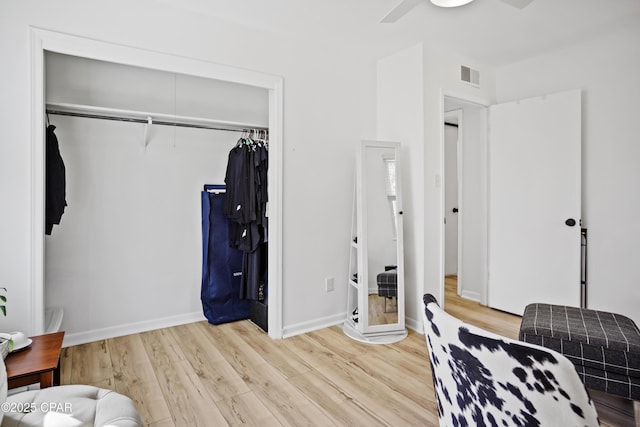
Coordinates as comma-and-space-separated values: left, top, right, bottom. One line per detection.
0, 337, 142, 427
2, 384, 142, 427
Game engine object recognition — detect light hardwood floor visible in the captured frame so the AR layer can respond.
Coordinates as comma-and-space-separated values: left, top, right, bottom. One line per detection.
368, 293, 398, 326
60, 278, 634, 426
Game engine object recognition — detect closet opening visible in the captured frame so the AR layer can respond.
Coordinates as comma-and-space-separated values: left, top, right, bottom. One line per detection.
30, 28, 283, 343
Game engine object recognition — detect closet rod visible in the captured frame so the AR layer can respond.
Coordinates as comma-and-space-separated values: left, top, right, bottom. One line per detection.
46, 102, 268, 133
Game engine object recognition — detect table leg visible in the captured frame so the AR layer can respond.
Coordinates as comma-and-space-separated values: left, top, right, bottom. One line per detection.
53, 359, 61, 386
39, 371, 53, 388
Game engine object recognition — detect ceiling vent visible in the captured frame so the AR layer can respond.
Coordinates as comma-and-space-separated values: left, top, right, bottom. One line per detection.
460, 65, 480, 87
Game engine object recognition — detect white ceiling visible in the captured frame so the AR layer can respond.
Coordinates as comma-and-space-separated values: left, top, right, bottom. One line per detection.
154, 0, 640, 65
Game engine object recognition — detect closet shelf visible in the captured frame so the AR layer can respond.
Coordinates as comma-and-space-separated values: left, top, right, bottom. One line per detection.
46, 102, 268, 133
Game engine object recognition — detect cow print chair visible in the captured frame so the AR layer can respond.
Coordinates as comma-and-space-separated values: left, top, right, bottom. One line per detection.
422, 294, 599, 427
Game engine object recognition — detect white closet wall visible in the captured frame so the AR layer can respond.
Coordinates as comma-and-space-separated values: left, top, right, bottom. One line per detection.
44, 53, 268, 344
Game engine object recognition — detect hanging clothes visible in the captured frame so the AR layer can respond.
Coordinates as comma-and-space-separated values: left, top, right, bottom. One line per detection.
45, 125, 67, 235
224, 134, 268, 301
201, 184, 250, 325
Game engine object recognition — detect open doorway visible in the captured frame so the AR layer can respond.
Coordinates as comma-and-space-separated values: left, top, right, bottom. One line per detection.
444, 110, 461, 302
442, 95, 488, 308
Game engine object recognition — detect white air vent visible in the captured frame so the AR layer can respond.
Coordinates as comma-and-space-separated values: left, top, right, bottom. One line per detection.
460, 65, 480, 87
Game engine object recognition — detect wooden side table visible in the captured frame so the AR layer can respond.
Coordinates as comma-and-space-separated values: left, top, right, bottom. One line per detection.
5, 331, 65, 389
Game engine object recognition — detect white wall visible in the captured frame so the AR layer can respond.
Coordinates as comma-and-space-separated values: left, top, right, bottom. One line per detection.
421, 46, 496, 321
442, 102, 488, 303
377, 43, 425, 331
495, 24, 640, 325
0, 0, 377, 338
458, 104, 487, 302
377, 44, 497, 330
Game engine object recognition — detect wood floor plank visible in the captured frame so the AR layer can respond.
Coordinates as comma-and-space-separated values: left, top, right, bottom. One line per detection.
215, 390, 281, 426
312, 357, 436, 426
140, 328, 229, 426
352, 351, 434, 410
198, 321, 330, 426
168, 323, 251, 402
59, 346, 73, 385
147, 417, 176, 427
106, 333, 172, 425
303, 325, 383, 361
288, 368, 388, 426
196, 321, 267, 375
67, 339, 114, 389
229, 320, 312, 379
283, 333, 351, 368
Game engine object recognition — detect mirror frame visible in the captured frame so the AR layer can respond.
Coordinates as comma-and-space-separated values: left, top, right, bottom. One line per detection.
356, 140, 406, 336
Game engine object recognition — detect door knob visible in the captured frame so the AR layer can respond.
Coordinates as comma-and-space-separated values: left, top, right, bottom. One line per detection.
565, 218, 576, 227
452, 207, 459, 213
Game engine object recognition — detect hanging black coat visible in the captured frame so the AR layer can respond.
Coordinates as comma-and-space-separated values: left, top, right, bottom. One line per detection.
45, 125, 67, 235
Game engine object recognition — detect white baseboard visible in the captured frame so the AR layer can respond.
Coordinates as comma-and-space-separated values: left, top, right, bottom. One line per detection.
405, 315, 422, 334
64, 310, 423, 347
282, 312, 347, 338
460, 290, 481, 302
62, 311, 207, 347
283, 312, 424, 339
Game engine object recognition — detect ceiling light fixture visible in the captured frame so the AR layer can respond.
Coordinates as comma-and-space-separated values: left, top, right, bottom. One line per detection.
430, 0, 474, 7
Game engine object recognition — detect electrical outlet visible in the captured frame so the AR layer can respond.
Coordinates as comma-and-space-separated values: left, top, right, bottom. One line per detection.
325, 277, 334, 292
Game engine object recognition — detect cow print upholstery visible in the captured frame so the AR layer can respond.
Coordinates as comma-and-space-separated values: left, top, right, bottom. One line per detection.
422, 294, 599, 427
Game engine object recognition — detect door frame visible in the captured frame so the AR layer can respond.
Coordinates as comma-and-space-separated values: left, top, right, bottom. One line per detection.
29, 28, 284, 338
438, 90, 490, 309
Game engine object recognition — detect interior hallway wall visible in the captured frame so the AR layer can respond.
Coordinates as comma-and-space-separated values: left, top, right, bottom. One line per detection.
457, 104, 487, 303
422, 46, 496, 326
377, 43, 425, 331
377, 43, 497, 330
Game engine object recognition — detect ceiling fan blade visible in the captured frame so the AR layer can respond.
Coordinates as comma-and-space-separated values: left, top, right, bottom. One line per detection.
381, 0, 423, 23
496, 0, 534, 9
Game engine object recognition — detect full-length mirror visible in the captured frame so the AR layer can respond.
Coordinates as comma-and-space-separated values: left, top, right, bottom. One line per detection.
365, 145, 400, 326
343, 140, 406, 344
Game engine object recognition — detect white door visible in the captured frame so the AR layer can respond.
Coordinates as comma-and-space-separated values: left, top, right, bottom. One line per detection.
488, 89, 581, 315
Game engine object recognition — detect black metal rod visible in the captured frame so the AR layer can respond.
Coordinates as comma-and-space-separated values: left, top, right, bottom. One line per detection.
46, 109, 267, 133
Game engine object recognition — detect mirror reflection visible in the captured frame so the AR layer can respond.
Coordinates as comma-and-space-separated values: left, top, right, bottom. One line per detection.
365, 146, 399, 326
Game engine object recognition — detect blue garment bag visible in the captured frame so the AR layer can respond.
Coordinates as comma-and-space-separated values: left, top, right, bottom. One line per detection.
201, 184, 250, 324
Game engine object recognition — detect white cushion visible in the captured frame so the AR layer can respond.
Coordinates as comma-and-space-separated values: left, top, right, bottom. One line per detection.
2, 384, 142, 427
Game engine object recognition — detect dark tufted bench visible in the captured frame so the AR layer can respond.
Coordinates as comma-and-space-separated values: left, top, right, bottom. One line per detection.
377, 268, 397, 313
377, 269, 397, 298
519, 303, 640, 402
